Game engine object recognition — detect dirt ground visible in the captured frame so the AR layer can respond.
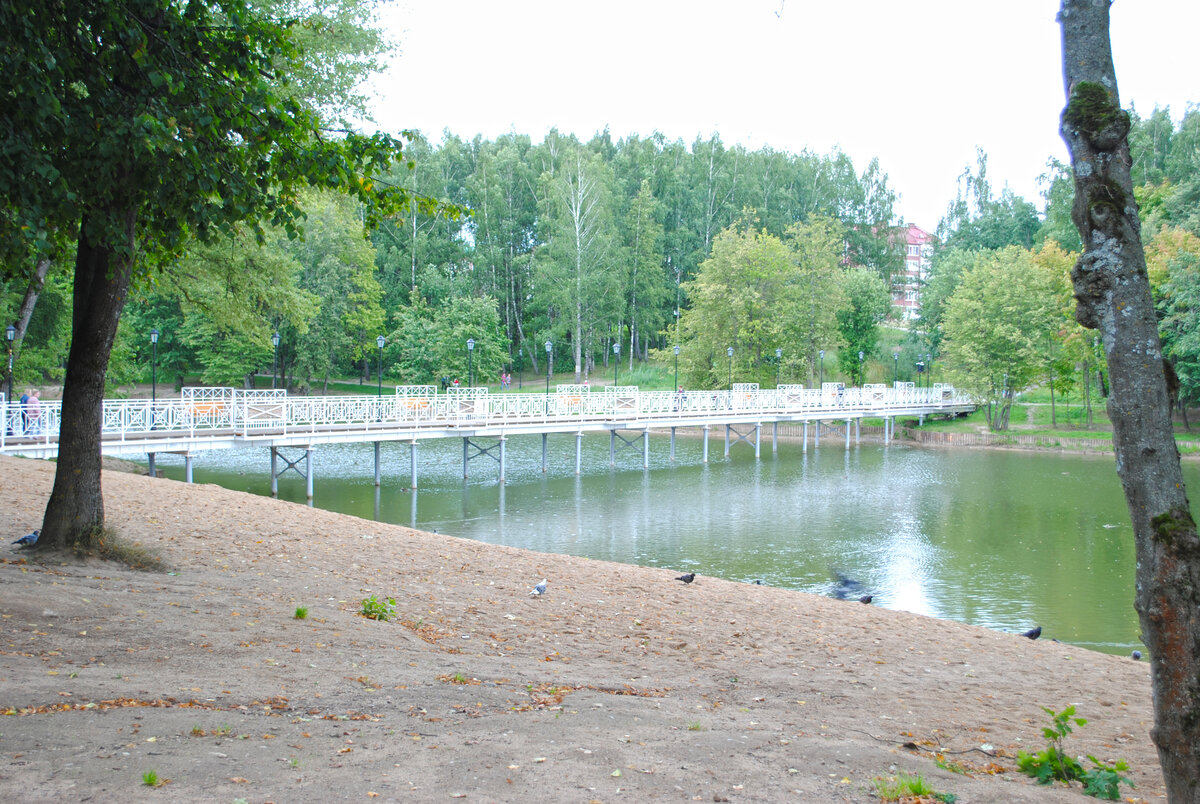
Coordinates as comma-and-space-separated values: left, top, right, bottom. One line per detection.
0, 454, 1161, 803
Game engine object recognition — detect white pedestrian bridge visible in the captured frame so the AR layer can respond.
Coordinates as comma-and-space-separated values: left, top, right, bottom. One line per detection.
1, 382, 974, 497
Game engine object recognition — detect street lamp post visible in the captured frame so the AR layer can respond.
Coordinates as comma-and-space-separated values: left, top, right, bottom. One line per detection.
858, 350, 864, 385
149, 328, 159, 427
376, 335, 386, 398
518, 347, 523, 389
5, 323, 14, 408
673, 345, 680, 391
544, 340, 552, 415
893, 351, 899, 384
819, 349, 824, 387
727, 346, 734, 390
466, 338, 475, 388
613, 342, 620, 387
271, 331, 280, 389
775, 347, 782, 388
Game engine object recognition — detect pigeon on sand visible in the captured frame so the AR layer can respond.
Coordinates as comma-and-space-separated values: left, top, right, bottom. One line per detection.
12, 530, 39, 548
675, 572, 696, 584
529, 579, 547, 597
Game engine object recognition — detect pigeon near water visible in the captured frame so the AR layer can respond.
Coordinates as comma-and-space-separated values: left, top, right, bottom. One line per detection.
1021, 625, 1042, 640
12, 529, 39, 548
675, 572, 696, 584
858, 594, 873, 604
529, 579, 547, 597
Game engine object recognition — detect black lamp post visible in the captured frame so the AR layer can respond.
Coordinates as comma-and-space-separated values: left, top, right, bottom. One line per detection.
272, 330, 280, 389
149, 328, 158, 427
775, 347, 782, 388
518, 347, 523, 389
818, 349, 824, 387
613, 342, 620, 387
893, 351, 899, 384
858, 350, 864, 385
727, 346, 734, 389
544, 340, 552, 415
5, 323, 14, 407
673, 345, 680, 391
376, 335, 386, 397
466, 338, 475, 388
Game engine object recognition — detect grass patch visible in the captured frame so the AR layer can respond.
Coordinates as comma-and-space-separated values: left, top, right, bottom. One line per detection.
359, 594, 395, 621
873, 771, 955, 802
74, 528, 170, 572
293, 606, 308, 620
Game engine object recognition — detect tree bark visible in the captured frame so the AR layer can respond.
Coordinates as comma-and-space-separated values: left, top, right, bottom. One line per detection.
1059, 3, 1200, 800
39, 208, 136, 550
11, 256, 53, 358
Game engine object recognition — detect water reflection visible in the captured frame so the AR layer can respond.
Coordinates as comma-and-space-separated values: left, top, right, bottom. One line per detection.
144, 435, 1185, 655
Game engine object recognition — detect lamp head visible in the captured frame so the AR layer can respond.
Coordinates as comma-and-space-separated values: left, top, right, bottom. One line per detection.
150, 328, 159, 344
673, 345, 680, 355
775, 348, 782, 359
727, 347, 733, 357
377, 335, 386, 349
467, 338, 475, 351
5, 324, 14, 342
272, 331, 280, 347
545, 340, 552, 354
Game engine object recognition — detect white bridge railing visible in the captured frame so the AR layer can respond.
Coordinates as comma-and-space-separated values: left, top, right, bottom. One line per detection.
1, 383, 970, 452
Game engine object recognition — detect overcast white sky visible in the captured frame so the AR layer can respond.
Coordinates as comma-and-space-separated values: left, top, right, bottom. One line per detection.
365, 1, 1198, 229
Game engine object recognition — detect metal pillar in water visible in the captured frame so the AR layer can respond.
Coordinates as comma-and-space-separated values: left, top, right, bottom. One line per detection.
642, 429, 649, 469
724, 424, 731, 458
575, 432, 583, 475
462, 437, 469, 479
855, 419, 860, 445
815, 419, 821, 447
803, 420, 808, 453
755, 424, 761, 459
609, 430, 616, 467
771, 422, 777, 454
703, 425, 710, 463
305, 448, 314, 501
270, 447, 278, 497
147, 452, 156, 479
670, 427, 676, 462
374, 441, 381, 486
499, 436, 506, 484
845, 419, 851, 450
409, 440, 418, 489
541, 433, 548, 473
184, 453, 194, 483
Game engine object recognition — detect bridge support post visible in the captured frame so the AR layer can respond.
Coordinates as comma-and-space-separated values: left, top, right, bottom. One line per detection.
270, 447, 278, 497
576, 432, 583, 476
703, 425, 710, 463
724, 424, 731, 458
772, 422, 777, 454
845, 419, 851, 450
855, 419, 860, 445
409, 440, 418, 489
755, 424, 761, 459
305, 448, 314, 501
373, 441, 381, 487
541, 433, 548, 473
815, 419, 820, 447
463, 437, 469, 479
499, 436, 506, 484
609, 430, 616, 467
184, 453, 194, 484
670, 427, 676, 462
147, 452, 156, 479
803, 421, 808, 453
643, 429, 649, 469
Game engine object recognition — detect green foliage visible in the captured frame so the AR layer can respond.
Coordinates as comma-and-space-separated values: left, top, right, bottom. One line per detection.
1016, 706, 1134, 800
293, 606, 308, 620
872, 771, 955, 802
141, 769, 160, 787
835, 266, 891, 385
359, 595, 395, 621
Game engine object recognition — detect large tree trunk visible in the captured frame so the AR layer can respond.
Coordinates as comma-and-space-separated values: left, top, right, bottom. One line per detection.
1060, 3, 1200, 800
39, 210, 135, 551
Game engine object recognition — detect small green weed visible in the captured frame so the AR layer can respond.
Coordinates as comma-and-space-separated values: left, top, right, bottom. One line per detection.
141, 769, 160, 787
686, 722, 704, 731
872, 771, 935, 800
189, 724, 204, 736
1016, 705, 1134, 799
359, 595, 395, 621
214, 723, 232, 735
294, 606, 308, 620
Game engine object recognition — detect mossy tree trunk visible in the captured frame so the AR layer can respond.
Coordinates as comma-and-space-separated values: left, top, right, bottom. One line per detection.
1060, 2, 1200, 800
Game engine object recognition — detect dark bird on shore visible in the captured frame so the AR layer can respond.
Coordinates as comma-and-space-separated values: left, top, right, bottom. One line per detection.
529, 579, 547, 597
1021, 626, 1042, 640
12, 530, 39, 548
1132, 650, 1143, 661
858, 595, 873, 604
675, 573, 696, 584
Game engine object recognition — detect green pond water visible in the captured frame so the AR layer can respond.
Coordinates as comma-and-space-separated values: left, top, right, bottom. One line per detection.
146, 433, 1186, 656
